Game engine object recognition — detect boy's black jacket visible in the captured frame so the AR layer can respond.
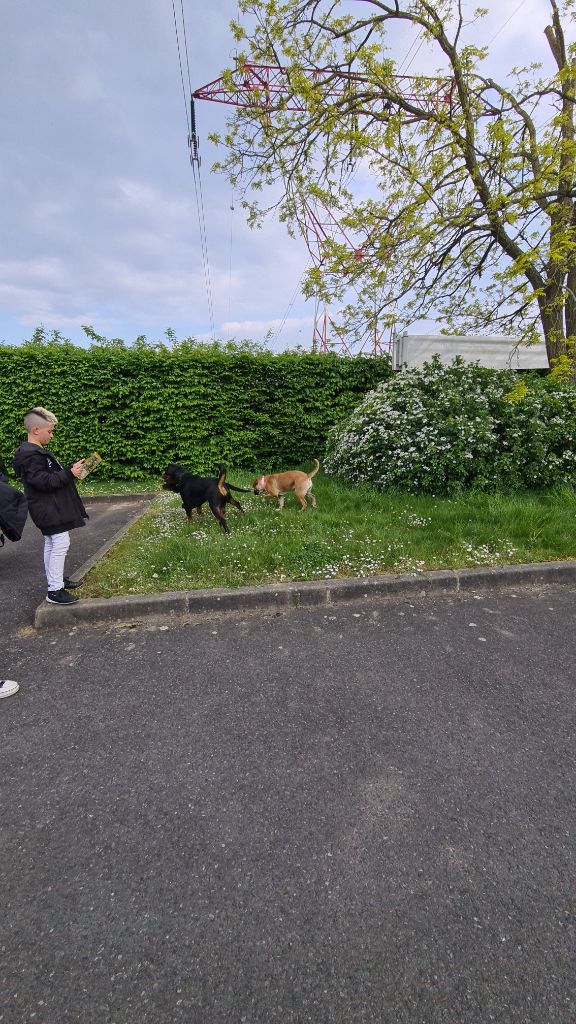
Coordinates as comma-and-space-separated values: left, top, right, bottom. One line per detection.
0, 473, 28, 542
12, 442, 87, 536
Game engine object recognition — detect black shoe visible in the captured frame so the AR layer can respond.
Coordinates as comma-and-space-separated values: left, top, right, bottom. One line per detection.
46, 589, 79, 605
64, 577, 84, 590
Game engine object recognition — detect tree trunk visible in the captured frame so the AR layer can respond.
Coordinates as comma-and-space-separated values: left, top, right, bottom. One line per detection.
565, 266, 576, 340
540, 293, 568, 365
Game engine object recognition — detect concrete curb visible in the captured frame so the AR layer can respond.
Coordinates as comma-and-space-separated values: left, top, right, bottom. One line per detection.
34, 559, 576, 630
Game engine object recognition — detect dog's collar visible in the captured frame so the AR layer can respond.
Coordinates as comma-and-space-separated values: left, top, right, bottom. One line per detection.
256, 476, 266, 489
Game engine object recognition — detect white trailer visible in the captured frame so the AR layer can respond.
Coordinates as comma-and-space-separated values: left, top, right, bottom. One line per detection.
393, 333, 549, 371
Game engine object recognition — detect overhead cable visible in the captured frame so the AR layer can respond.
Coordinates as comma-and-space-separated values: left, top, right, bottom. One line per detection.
397, 30, 425, 74
171, 0, 216, 338
192, 163, 216, 338
171, 0, 190, 133
272, 261, 313, 346
486, 0, 528, 46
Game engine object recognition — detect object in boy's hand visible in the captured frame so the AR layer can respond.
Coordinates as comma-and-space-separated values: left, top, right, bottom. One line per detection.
77, 452, 103, 479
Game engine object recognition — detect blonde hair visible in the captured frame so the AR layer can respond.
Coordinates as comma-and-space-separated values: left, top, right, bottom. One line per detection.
23, 407, 58, 432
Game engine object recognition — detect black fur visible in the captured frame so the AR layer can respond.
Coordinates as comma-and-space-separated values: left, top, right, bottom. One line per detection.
162, 464, 246, 534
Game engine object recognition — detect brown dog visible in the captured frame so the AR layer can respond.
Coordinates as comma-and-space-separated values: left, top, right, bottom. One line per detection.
253, 459, 320, 510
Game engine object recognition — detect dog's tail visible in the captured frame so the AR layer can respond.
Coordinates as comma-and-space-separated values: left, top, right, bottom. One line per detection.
308, 458, 320, 479
216, 465, 227, 497
215, 464, 251, 493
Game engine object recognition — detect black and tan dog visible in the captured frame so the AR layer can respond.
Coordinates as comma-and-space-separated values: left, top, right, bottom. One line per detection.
162, 464, 248, 534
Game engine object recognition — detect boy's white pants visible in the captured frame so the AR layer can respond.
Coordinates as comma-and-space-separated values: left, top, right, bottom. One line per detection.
43, 531, 70, 592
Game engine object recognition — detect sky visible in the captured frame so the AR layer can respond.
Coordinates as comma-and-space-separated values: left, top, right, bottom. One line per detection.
0, 0, 560, 352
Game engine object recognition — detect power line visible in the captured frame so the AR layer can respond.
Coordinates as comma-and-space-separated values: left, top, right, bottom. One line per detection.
178, 0, 193, 93
398, 0, 529, 77
170, 0, 216, 338
272, 261, 312, 346
401, 36, 426, 75
397, 30, 425, 75
170, 0, 190, 133
486, 0, 528, 46
191, 163, 216, 338
228, 189, 235, 319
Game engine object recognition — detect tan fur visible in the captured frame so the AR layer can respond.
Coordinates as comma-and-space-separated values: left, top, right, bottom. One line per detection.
253, 459, 320, 510
217, 469, 227, 497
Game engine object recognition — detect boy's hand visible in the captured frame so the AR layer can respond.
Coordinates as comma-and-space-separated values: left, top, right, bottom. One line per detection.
71, 460, 85, 478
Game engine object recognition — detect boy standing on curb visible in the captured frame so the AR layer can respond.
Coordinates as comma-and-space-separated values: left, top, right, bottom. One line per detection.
13, 407, 88, 606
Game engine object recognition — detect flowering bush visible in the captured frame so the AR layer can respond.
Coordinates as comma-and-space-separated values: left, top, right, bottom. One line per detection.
324, 357, 576, 494
500, 374, 576, 488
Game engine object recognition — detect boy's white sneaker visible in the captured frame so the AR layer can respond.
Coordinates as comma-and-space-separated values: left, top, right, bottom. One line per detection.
0, 679, 20, 698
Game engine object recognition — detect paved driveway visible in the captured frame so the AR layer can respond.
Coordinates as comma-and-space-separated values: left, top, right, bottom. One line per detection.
2, 547, 576, 1024
0, 496, 152, 633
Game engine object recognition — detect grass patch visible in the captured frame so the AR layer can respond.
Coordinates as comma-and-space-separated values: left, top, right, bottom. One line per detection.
79, 476, 162, 497
81, 471, 576, 598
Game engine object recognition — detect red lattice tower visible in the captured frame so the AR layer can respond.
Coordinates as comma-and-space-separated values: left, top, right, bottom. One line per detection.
192, 62, 454, 355
298, 193, 391, 356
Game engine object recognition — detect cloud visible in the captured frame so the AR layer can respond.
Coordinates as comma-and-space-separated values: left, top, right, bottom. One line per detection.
2, 0, 561, 351
222, 314, 312, 334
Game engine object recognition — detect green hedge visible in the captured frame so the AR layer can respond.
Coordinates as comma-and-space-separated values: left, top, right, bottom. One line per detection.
0, 344, 392, 479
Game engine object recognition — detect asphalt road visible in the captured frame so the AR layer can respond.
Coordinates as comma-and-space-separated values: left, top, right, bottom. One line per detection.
2, 559, 576, 1023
